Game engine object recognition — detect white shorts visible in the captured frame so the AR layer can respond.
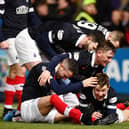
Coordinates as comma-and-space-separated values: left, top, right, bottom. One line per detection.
15, 28, 42, 65
63, 92, 79, 107
116, 109, 124, 123
5, 38, 19, 65
21, 93, 79, 123
21, 98, 57, 123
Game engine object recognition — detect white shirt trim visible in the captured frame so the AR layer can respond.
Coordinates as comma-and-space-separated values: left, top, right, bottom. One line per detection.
0, 9, 5, 15
29, 7, 34, 12
91, 52, 96, 67
75, 34, 86, 47
68, 52, 72, 59
105, 31, 110, 40
107, 105, 116, 109
79, 103, 88, 107
48, 31, 53, 43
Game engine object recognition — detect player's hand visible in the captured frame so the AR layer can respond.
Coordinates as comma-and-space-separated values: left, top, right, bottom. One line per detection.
82, 77, 98, 88
88, 41, 98, 51
0, 41, 9, 49
92, 112, 102, 120
38, 70, 50, 86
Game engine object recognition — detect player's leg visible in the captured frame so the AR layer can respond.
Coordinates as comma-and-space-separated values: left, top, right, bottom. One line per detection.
12, 65, 26, 121
12, 29, 41, 121
21, 96, 53, 122
15, 28, 42, 71
3, 38, 19, 118
50, 94, 82, 121
38, 94, 82, 122
120, 106, 129, 122
3, 38, 26, 121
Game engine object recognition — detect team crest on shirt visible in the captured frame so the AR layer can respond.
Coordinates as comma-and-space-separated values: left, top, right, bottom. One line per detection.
79, 93, 86, 100
73, 52, 79, 61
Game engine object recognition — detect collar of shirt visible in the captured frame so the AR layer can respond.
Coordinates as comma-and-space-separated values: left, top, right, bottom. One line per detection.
75, 34, 87, 47
91, 51, 98, 68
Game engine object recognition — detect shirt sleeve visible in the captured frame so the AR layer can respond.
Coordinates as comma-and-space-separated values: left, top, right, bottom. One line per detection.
48, 23, 82, 46
50, 78, 83, 94
79, 92, 91, 113
28, 2, 41, 27
106, 88, 118, 115
36, 32, 57, 58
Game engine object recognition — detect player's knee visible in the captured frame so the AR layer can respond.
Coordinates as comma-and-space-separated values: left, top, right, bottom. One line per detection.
54, 113, 66, 123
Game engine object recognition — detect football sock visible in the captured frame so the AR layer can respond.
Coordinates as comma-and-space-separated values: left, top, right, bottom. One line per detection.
50, 94, 81, 121
4, 77, 15, 109
15, 76, 25, 111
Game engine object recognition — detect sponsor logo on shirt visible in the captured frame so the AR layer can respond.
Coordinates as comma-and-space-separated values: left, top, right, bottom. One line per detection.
16, 5, 28, 14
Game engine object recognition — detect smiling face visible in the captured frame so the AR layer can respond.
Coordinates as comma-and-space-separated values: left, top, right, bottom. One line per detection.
93, 73, 110, 101
94, 84, 109, 101
95, 49, 114, 67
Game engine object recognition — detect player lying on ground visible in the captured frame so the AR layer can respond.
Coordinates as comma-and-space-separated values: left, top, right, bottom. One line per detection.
21, 72, 117, 124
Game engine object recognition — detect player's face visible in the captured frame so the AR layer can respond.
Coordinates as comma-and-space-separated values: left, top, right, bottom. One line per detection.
56, 64, 73, 79
94, 84, 109, 101
96, 50, 114, 67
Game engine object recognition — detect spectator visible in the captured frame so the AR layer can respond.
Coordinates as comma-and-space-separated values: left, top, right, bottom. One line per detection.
75, 0, 97, 22
122, 3, 129, 45
95, 0, 113, 26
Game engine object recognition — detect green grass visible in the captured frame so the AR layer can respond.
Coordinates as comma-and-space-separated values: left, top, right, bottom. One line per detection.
0, 103, 129, 129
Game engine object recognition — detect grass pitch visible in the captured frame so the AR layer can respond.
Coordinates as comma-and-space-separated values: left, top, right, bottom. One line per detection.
0, 103, 129, 129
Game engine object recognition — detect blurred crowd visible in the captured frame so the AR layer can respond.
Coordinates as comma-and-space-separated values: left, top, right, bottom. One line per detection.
33, 0, 129, 46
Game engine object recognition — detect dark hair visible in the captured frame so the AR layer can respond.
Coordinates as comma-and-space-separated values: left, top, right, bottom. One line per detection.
96, 40, 116, 53
88, 30, 105, 44
62, 58, 79, 77
95, 73, 109, 87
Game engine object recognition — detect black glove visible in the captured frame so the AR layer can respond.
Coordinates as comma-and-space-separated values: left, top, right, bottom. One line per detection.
93, 113, 118, 125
